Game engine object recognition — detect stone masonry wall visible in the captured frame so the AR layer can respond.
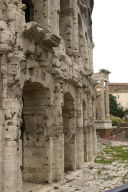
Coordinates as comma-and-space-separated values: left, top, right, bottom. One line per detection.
0, 0, 96, 192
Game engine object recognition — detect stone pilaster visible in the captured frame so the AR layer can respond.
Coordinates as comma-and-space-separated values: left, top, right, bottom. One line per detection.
86, 95, 93, 161
33, 0, 51, 30
88, 42, 94, 71
0, 56, 3, 108
83, 98, 88, 162
52, 81, 64, 182
76, 88, 84, 169
0, 110, 5, 192
3, 100, 22, 192
92, 99, 97, 157
50, 0, 60, 35
4, 140, 19, 192
86, 125, 93, 161
59, 6, 73, 55
72, 0, 79, 56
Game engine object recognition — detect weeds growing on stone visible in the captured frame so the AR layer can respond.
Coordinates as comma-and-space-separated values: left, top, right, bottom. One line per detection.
104, 175, 117, 181
53, 186, 59, 190
95, 145, 128, 164
122, 172, 128, 184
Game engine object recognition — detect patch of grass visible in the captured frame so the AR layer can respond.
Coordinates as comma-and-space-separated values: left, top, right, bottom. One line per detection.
53, 186, 59, 190
124, 164, 128, 169
95, 145, 128, 165
94, 158, 113, 164
109, 146, 128, 161
97, 170, 102, 175
103, 148, 113, 154
104, 176, 117, 181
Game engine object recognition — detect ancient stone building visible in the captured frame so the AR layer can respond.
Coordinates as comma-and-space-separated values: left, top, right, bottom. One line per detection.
94, 69, 112, 137
0, 0, 97, 191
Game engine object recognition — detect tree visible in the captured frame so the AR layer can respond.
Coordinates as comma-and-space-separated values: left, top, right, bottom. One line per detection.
109, 94, 125, 118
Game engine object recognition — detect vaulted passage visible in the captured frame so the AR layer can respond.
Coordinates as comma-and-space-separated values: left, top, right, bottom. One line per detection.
62, 93, 76, 172
21, 81, 51, 184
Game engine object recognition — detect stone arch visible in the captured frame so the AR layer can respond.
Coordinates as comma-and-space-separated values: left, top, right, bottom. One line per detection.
22, 81, 52, 186
20, 68, 54, 99
62, 92, 76, 171
22, 0, 34, 23
63, 83, 76, 101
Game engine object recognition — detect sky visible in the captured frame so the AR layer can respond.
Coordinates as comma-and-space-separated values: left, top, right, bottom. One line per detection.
92, 0, 128, 82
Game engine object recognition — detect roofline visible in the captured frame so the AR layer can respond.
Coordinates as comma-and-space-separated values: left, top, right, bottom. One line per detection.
109, 83, 128, 86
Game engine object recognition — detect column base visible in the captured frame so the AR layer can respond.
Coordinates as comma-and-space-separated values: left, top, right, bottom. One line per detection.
95, 120, 113, 138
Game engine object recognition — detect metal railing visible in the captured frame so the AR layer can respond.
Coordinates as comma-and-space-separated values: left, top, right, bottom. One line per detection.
105, 184, 128, 192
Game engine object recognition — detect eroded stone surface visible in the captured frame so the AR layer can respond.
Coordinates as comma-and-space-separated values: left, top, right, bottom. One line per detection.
0, 0, 96, 192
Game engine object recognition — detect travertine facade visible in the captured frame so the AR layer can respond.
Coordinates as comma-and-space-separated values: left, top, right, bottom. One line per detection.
0, 0, 97, 191
94, 69, 112, 137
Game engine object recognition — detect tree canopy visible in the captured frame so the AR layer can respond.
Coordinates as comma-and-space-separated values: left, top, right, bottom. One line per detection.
109, 94, 125, 118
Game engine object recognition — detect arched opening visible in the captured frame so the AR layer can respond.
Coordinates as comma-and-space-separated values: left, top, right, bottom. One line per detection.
62, 93, 76, 172
21, 81, 51, 187
22, 0, 34, 23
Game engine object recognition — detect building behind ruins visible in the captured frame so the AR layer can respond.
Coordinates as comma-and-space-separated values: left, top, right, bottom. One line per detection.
109, 83, 128, 110
0, 0, 97, 191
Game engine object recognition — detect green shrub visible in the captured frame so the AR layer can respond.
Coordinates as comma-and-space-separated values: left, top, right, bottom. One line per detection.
54, 186, 59, 190
110, 115, 124, 126
109, 94, 125, 118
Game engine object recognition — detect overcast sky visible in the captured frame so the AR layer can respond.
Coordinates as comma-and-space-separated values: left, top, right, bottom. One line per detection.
92, 0, 128, 82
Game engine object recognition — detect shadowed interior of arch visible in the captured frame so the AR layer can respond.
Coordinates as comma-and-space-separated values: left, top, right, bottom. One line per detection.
21, 81, 51, 185
62, 92, 76, 172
